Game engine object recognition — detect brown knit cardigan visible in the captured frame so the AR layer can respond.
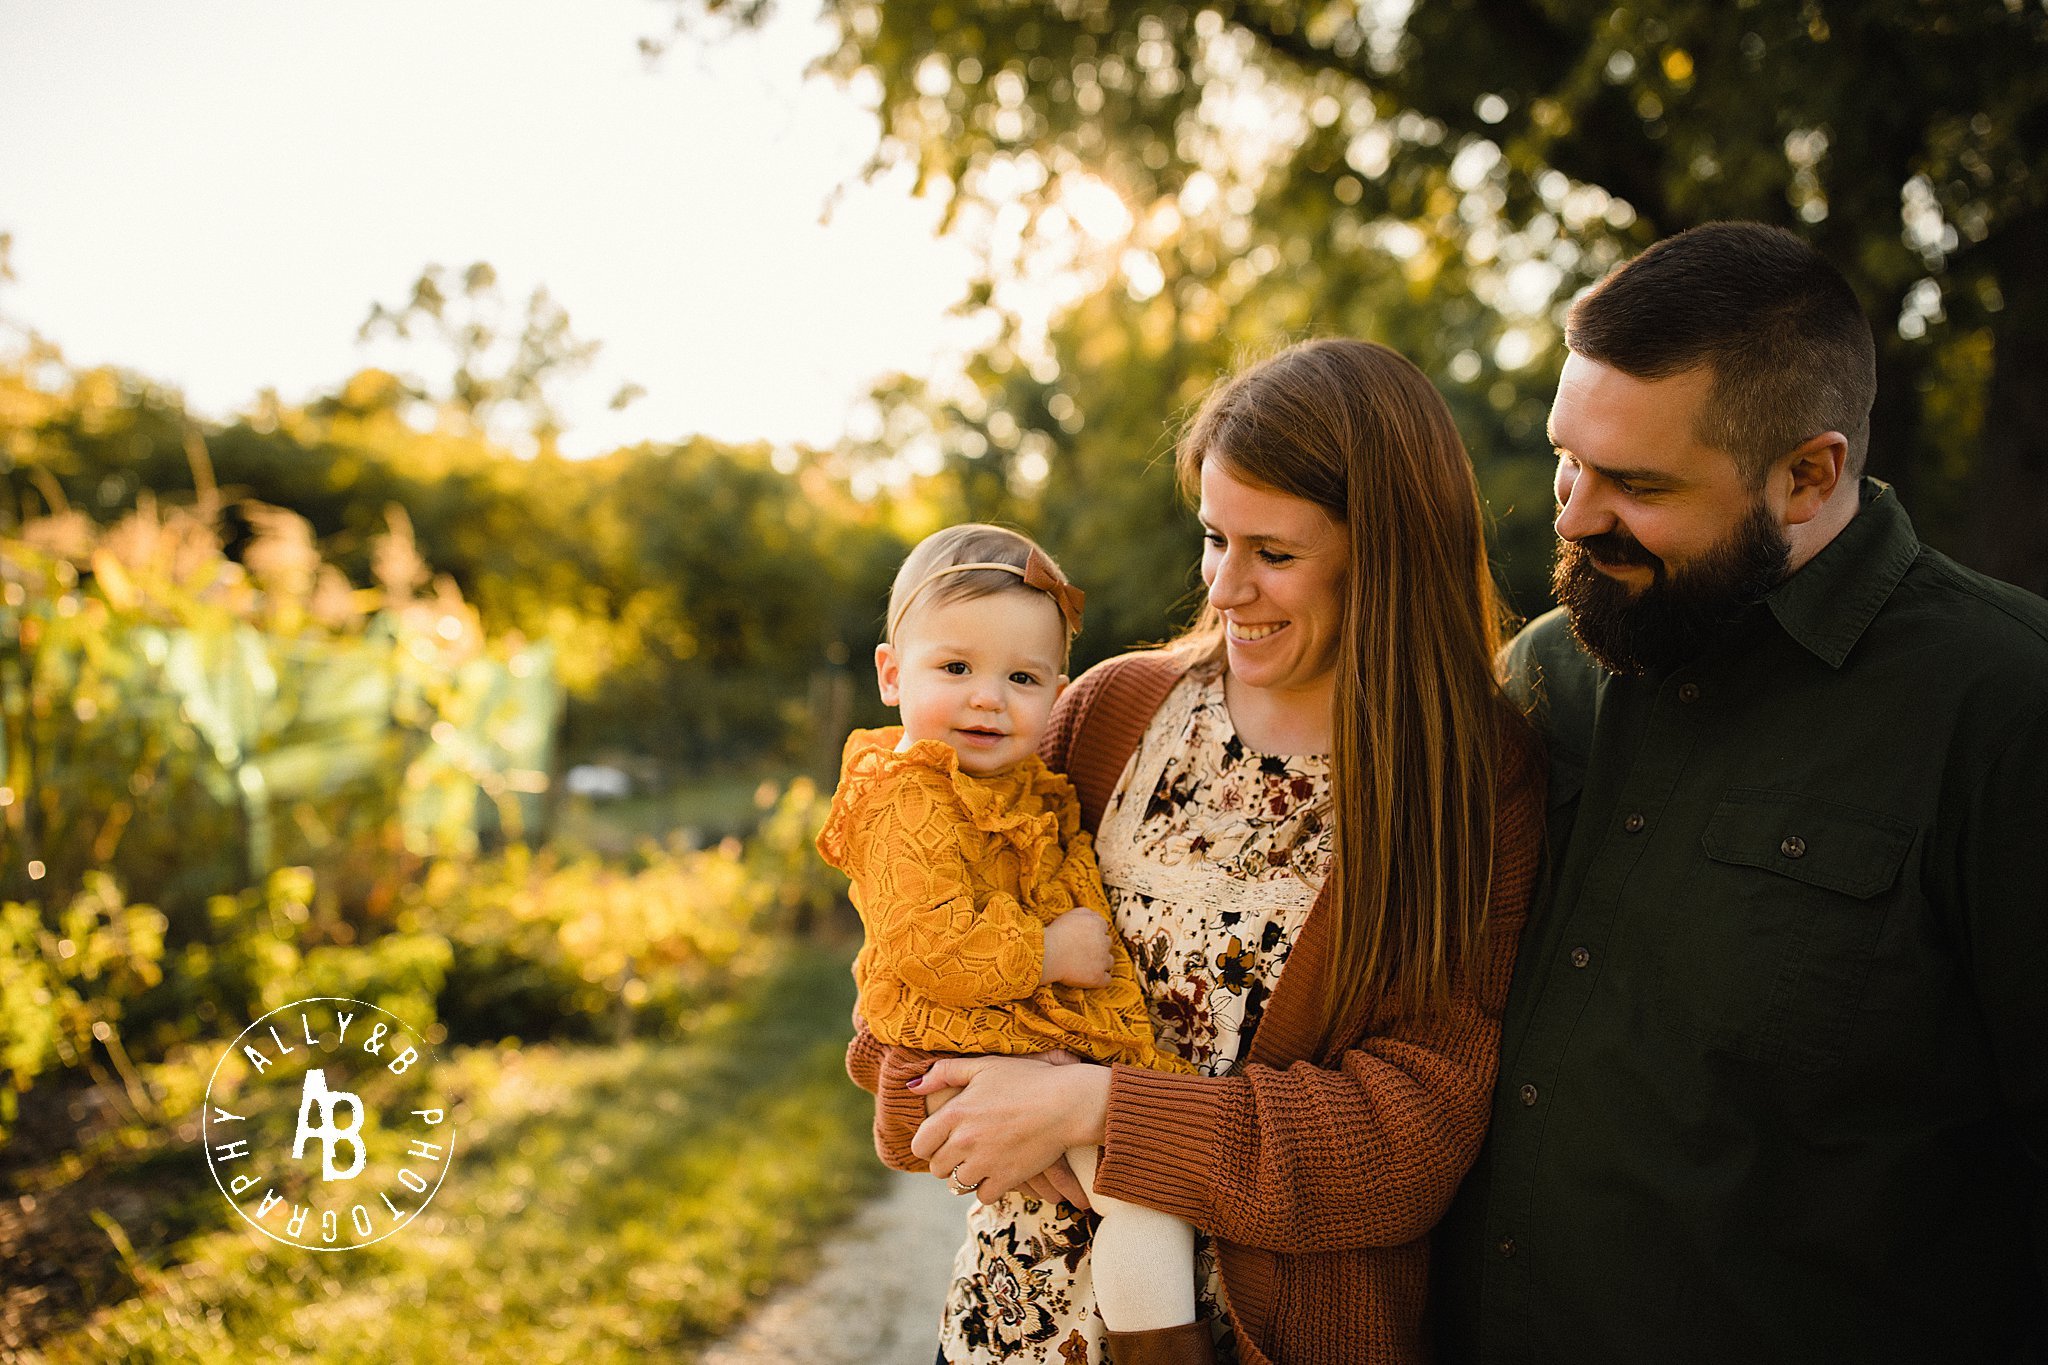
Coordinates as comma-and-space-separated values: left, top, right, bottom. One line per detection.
846, 650, 1543, 1365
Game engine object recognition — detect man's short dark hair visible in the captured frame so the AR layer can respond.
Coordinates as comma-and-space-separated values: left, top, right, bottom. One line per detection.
1566, 221, 1877, 484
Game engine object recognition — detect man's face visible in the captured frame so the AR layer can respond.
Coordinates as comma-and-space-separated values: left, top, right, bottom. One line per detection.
1548, 353, 1791, 676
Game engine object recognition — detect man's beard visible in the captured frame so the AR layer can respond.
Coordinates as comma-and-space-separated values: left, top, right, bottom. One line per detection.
1552, 499, 1791, 677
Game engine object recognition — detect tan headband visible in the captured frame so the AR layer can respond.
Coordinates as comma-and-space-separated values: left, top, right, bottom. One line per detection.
888, 546, 1086, 641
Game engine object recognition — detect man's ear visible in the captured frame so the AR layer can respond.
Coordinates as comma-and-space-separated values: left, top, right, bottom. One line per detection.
1780, 431, 1849, 526
875, 642, 901, 706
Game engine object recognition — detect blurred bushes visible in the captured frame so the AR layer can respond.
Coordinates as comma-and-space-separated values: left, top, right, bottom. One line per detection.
0, 448, 848, 1147
0, 490, 556, 927
423, 778, 838, 1045
1, 781, 842, 1142
1, 351, 909, 775
1, 875, 166, 1137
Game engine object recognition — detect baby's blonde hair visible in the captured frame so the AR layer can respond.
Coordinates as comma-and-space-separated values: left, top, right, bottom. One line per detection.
886, 524, 1077, 661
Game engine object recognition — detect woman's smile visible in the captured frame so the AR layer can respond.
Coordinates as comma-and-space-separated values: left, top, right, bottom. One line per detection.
1199, 459, 1348, 722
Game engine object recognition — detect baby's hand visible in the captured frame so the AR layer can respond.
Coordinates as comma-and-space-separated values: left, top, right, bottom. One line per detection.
1041, 909, 1113, 989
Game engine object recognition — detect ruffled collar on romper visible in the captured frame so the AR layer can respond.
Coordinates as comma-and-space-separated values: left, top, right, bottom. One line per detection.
819, 726, 1080, 870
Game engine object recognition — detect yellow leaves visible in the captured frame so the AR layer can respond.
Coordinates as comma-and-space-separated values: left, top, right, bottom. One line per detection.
87, 546, 138, 612
67, 367, 125, 435
511, 840, 771, 993
1661, 48, 1695, 87
0, 367, 64, 433
337, 367, 409, 415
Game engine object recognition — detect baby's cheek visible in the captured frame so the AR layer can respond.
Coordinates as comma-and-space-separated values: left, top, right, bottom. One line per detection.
1014, 699, 1057, 750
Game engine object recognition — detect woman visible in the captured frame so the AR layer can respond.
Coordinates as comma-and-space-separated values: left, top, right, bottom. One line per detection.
848, 338, 1543, 1364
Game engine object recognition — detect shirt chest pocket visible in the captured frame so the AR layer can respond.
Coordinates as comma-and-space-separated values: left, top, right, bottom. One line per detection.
1648, 789, 1917, 1074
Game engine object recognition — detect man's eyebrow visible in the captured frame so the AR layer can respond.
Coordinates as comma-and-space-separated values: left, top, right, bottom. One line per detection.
1550, 445, 1687, 488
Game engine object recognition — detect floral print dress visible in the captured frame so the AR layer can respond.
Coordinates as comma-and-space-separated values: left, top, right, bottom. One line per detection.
937, 661, 1334, 1365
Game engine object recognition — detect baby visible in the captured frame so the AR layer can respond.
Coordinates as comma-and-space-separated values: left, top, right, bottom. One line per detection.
816, 523, 1203, 1352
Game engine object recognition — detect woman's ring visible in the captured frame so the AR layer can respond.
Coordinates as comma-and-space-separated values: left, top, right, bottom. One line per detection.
947, 1164, 979, 1196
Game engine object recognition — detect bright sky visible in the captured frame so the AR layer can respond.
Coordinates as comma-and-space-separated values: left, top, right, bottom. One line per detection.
0, 0, 976, 456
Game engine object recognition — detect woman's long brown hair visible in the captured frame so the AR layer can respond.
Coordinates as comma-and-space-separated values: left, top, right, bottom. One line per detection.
1168, 339, 1528, 1044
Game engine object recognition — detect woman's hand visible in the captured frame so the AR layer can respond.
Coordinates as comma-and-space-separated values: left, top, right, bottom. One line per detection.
1019, 1154, 1090, 1210
909, 1054, 1111, 1205
900, 1050, 1076, 1122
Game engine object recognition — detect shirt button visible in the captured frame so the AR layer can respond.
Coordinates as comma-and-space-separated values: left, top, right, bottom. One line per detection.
1519, 1083, 1539, 1107
1498, 1236, 1517, 1258
1623, 813, 1646, 833
1570, 946, 1591, 968
1678, 683, 1701, 703
1780, 835, 1807, 859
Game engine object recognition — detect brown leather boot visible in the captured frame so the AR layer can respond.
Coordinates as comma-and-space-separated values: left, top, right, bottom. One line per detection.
1103, 1319, 1217, 1365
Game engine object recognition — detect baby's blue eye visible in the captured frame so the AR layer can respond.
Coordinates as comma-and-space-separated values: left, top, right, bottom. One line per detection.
1010, 672, 1039, 686
942, 661, 969, 675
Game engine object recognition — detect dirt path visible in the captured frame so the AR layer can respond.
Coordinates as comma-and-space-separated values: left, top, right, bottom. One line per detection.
700, 1170, 965, 1365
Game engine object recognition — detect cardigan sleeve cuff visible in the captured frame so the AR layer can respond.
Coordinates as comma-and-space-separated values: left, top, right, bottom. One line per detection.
1093, 1064, 1241, 1224
846, 1031, 938, 1172
846, 1028, 886, 1094
874, 1044, 939, 1173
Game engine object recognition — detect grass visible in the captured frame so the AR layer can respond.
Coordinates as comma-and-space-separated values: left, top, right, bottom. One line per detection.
550, 764, 808, 855
36, 939, 885, 1364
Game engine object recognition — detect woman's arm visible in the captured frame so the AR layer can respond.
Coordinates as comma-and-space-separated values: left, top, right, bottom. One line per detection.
847, 1032, 1087, 1206
1093, 984, 1508, 1250
912, 766, 1543, 1247
905, 1001, 1515, 1245
1091, 768, 1542, 1251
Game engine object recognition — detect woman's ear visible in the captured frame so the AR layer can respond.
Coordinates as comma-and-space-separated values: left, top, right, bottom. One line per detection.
875, 642, 902, 706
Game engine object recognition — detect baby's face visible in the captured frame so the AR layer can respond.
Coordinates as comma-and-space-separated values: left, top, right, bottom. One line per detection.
874, 590, 1069, 777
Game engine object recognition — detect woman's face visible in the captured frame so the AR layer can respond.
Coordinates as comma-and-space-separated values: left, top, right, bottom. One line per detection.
1198, 458, 1348, 701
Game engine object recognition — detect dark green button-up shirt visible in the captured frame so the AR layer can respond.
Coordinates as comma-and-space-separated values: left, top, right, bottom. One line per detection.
1436, 481, 2048, 1363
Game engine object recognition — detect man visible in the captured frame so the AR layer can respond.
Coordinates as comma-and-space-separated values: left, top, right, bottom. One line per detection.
1434, 222, 2047, 1362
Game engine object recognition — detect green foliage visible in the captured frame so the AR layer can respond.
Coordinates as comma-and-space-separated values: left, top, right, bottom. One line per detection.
39, 943, 886, 1364
0, 875, 166, 1140
422, 842, 775, 1044
0, 489, 558, 928
0, 337, 867, 1156
743, 777, 852, 935
672, 0, 2048, 596
5, 775, 856, 1346
1, 353, 914, 770
356, 259, 628, 457
422, 777, 839, 1043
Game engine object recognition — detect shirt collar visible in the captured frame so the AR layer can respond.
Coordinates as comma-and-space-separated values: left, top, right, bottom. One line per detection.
1763, 477, 1922, 669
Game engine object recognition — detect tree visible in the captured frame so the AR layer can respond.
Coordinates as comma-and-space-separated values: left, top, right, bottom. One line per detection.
357, 261, 641, 457
664, 0, 2048, 594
